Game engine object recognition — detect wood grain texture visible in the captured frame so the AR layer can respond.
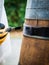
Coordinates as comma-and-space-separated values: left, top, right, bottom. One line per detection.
19, 20, 49, 65
25, 19, 49, 27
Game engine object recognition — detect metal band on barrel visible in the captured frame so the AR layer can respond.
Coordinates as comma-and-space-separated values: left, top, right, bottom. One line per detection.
23, 24, 49, 40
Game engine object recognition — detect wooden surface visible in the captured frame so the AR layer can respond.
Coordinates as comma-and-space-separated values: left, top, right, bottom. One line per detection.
19, 20, 49, 65
25, 19, 49, 27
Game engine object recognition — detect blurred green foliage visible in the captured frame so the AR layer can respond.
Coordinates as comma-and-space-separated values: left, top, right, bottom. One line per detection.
4, 0, 26, 27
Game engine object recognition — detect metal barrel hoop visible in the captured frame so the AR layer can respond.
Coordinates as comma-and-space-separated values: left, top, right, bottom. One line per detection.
23, 24, 49, 40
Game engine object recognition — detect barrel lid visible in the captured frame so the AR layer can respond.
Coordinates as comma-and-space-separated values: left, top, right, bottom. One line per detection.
26, 0, 49, 8
25, 0, 49, 20
25, 9, 49, 20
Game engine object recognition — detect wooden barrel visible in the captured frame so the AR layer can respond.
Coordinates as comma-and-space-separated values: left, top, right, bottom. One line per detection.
19, 0, 49, 65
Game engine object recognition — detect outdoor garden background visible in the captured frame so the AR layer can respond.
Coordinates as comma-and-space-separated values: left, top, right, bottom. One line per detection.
5, 0, 26, 28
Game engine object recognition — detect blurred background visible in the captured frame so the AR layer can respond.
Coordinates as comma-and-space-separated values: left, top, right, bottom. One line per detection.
4, 0, 26, 28
0, 0, 27, 64
1, 1, 27, 65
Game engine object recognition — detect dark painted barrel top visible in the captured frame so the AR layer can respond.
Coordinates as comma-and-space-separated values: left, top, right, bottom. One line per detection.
25, 0, 49, 20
